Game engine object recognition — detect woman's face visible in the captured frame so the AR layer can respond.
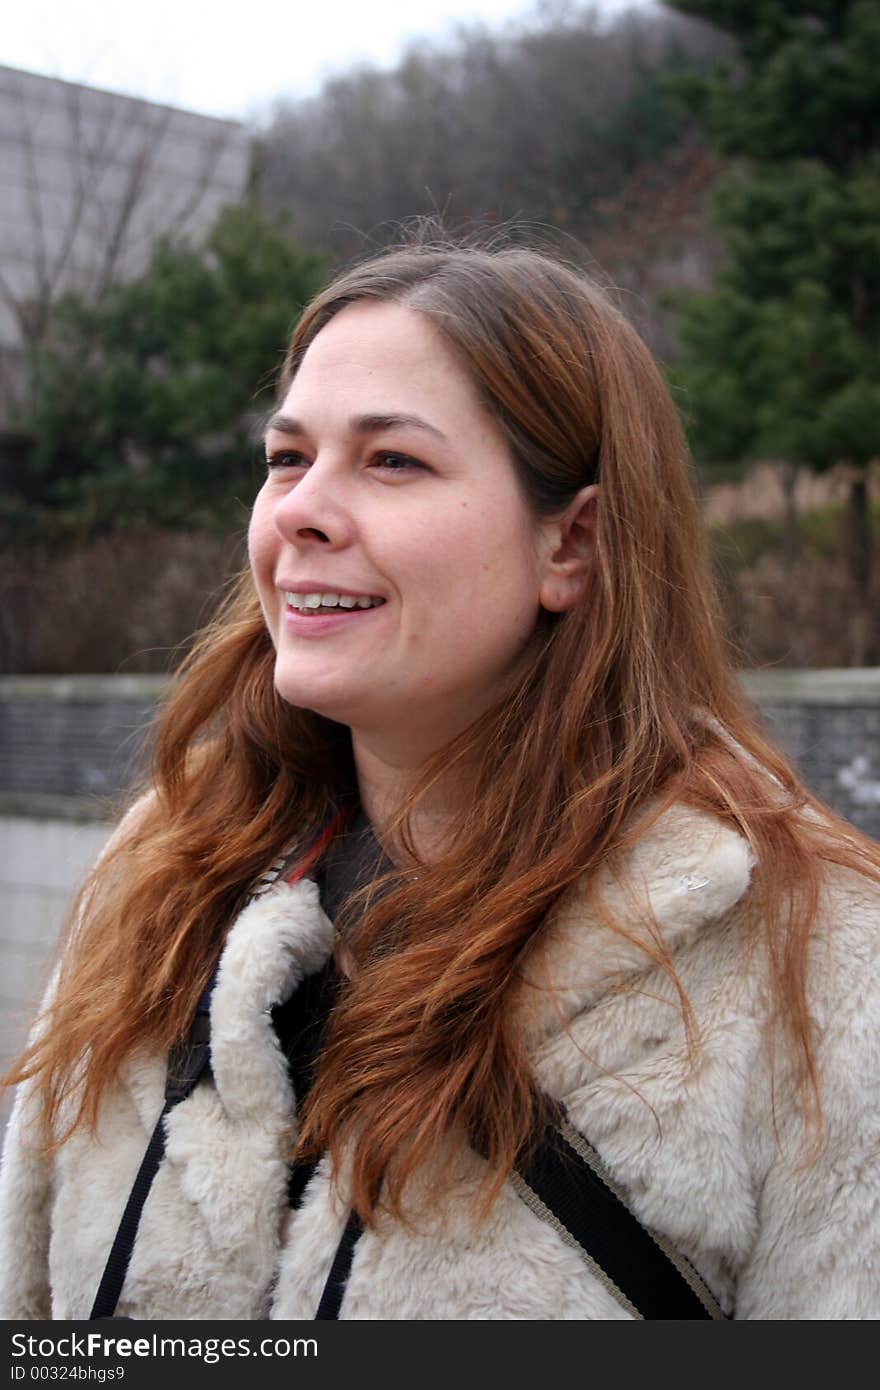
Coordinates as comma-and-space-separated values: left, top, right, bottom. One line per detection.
249, 300, 558, 755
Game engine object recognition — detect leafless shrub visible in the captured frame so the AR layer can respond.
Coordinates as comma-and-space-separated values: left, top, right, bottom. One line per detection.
718, 549, 879, 669
0, 530, 246, 674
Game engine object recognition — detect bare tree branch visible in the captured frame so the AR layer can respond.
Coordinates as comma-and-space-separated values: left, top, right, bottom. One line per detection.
0, 69, 250, 416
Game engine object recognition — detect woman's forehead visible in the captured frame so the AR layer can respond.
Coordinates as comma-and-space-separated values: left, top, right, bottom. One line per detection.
281, 300, 487, 422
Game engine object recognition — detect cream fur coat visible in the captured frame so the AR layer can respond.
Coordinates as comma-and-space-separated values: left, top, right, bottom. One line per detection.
1, 801, 878, 1320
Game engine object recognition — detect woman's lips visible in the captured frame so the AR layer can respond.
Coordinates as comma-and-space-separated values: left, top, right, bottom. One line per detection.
280, 603, 385, 637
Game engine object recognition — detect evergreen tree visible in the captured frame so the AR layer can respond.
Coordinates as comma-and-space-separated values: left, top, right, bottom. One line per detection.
12, 205, 330, 530
666, 0, 880, 662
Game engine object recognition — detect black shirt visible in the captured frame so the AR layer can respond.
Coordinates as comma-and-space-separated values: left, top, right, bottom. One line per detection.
270, 810, 388, 1207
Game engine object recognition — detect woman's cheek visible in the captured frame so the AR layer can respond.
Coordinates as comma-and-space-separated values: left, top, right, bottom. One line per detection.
248, 501, 275, 582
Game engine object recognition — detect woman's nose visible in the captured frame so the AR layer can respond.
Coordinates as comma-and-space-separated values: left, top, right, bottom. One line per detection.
273, 459, 355, 547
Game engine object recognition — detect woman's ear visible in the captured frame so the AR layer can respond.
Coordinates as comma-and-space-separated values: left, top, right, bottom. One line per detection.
538, 484, 599, 613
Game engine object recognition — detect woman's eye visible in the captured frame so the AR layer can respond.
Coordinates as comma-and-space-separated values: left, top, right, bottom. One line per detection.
263, 448, 426, 475
372, 452, 425, 473
265, 450, 308, 470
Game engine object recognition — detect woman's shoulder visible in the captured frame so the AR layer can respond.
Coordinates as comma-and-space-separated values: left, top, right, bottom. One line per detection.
519, 798, 757, 1044
104, 787, 157, 853
608, 789, 880, 976
529, 793, 879, 1018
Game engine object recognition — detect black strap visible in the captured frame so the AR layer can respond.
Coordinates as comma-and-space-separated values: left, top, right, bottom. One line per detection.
311, 1110, 723, 1321
88, 1107, 170, 1320
87, 819, 348, 1322
313, 1210, 365, 1320
513, 1108, 724, 1319
89, 1015, 211, 1320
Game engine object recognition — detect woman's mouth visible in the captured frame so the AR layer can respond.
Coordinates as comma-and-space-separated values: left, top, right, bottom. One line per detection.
284, 591, 386, 614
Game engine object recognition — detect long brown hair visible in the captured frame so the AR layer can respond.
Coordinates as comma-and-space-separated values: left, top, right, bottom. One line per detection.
7, 240, 880, 1222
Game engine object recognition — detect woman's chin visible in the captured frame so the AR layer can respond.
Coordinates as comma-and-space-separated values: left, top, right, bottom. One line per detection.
271, 667, 360, 726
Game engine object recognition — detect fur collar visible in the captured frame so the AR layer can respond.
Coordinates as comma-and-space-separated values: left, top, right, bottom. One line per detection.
207, 878, 334, 1120
203, 801, 755, 1083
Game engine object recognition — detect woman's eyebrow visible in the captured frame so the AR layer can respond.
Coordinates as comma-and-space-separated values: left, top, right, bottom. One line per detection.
263, 411, 448, 442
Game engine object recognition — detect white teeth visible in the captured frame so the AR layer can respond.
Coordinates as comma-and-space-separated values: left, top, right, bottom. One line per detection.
285, 591, 384, 611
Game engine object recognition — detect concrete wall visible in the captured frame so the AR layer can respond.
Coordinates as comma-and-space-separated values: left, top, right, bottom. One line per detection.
0, 812, 111, 1131
0, 675, 160, 1129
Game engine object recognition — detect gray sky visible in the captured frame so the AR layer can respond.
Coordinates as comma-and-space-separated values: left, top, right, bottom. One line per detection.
1, 0, 645, 123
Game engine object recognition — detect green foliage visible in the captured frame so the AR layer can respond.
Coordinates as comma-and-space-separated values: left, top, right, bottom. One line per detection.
668, 0, 880, 170
665, 0, 880, 483
13, 205, 330, 529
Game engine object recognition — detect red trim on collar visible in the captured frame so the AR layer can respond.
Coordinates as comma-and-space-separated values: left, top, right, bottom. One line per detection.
282, 809, 350, 885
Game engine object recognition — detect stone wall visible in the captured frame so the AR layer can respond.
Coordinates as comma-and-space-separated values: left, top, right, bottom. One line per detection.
740, 667, 880, 841
0, 675, 161, 815
2, 671, 879, 836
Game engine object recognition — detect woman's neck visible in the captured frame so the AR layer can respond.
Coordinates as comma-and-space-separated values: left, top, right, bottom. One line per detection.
351, 732, 461, 864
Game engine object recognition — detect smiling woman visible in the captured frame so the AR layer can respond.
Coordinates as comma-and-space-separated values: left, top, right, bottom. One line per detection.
1, 238, 879, 1322
249, 299, 592, 768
